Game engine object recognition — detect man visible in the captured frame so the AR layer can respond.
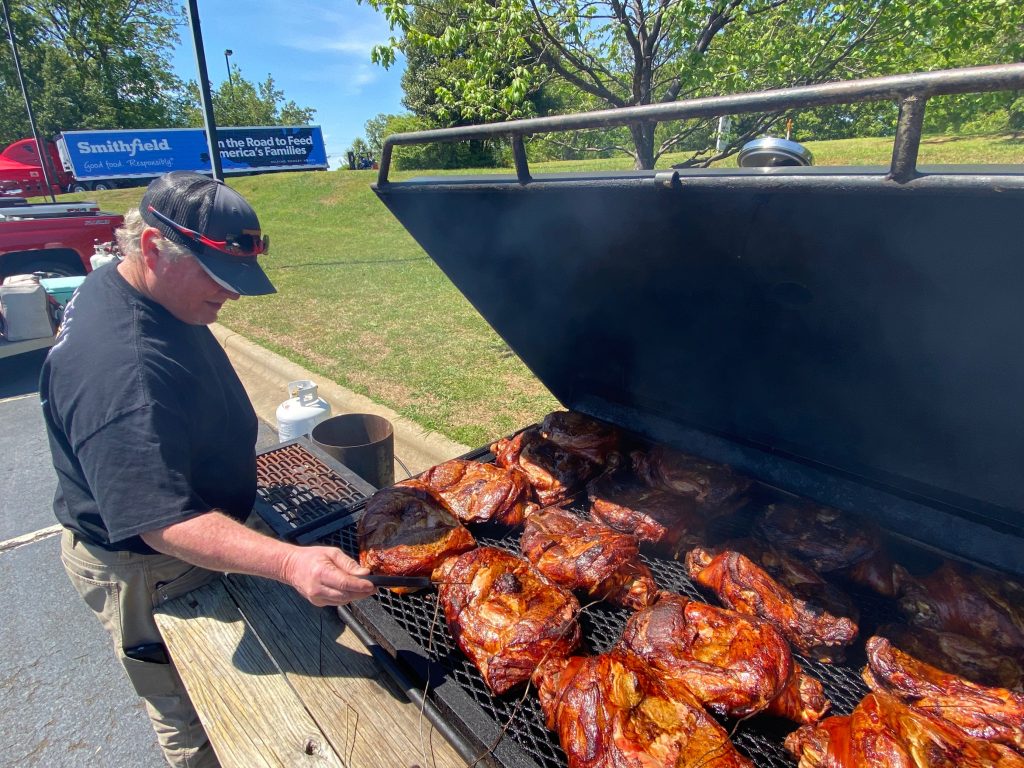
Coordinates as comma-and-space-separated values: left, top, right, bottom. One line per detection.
40, 172, 375, 768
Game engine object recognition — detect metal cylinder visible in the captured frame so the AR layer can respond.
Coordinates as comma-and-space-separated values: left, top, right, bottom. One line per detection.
311, 414, 395, 489
737, 137, 814, 167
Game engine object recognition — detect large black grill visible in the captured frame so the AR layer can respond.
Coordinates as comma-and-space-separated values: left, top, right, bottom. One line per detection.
337, 64, 1024, 768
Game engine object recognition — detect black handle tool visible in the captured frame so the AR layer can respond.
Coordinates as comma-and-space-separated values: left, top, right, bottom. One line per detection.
365, 574, 433, 589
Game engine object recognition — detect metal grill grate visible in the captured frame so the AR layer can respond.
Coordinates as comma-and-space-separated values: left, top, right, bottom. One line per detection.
253, 438, 377, 541
322, 464, 915, 768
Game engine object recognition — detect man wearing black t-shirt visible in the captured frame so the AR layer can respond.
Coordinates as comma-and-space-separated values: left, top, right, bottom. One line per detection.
40, 172, 375, 768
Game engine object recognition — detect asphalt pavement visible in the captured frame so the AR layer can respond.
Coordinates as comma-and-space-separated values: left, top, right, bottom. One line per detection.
0, 349, 277, 768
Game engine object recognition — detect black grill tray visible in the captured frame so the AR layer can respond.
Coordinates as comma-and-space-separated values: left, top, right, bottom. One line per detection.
319, 441, 939, 768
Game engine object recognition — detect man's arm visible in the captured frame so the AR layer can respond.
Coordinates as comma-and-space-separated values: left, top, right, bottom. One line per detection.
141, 511, 375, 607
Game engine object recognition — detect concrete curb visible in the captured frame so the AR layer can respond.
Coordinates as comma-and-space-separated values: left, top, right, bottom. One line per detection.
210, 323, 470, 477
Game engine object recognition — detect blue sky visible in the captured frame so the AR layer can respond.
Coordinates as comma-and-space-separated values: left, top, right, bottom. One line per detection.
169, 0, 406, 168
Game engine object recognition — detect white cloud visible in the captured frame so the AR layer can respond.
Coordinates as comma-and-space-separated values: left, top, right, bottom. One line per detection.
283, 35, 387, 56
272, 1, 393, 58
351, 64, 378, 87
289, 62, 381, 95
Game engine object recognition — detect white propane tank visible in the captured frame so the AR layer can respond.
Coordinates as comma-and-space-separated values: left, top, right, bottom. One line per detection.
90, 241, 120, 270
276, 380, 331, 441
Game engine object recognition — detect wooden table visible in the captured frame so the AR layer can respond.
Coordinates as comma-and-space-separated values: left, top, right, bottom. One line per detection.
155, 574, 467, 768
0, 334, 53, 359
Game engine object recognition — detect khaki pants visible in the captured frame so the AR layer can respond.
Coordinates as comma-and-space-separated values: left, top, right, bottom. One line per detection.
60, 529, 221, 768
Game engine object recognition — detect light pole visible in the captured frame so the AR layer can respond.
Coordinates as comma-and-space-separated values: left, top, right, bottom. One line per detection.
186, 0, 222, 180
224, 49, 234, 92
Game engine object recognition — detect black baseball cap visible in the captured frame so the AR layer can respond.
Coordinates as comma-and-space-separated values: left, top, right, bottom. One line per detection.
139, 171, 276, 296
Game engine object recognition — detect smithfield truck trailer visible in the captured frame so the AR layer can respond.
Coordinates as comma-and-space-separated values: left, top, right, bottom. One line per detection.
0, 125, 329, 194
57, 125, 329, 191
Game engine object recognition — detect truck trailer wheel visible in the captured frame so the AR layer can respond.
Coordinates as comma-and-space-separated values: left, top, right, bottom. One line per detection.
92, 181, 115, 191
71, 182, 90, 193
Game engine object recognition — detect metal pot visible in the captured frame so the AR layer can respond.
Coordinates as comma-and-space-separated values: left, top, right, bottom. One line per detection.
737, 137, 814, 167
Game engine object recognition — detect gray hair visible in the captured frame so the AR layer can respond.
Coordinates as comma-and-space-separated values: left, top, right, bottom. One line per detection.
115, 207, 194, 263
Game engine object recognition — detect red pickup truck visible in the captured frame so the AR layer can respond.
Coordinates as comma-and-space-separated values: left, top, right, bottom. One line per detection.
0, 198, 123, 280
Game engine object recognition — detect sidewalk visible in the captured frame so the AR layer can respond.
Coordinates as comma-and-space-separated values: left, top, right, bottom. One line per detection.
210, 324, 471, 478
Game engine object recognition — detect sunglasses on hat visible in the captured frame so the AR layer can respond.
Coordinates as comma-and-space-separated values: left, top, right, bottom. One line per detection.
146, 205, 270, 258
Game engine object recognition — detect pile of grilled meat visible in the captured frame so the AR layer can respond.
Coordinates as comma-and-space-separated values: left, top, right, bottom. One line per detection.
356, 410, 1024, 768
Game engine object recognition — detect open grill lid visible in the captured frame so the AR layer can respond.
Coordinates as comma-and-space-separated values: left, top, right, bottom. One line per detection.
372, 65, 1024, 578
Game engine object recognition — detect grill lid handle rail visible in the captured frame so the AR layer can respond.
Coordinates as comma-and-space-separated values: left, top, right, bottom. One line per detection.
377, 63, 1024, 186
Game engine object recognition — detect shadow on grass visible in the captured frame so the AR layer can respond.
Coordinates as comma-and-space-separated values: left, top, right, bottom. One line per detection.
489, 340, 518, 360
921, 135, 973, 145
269, 256, 431, 271
921, 132, 1022, 145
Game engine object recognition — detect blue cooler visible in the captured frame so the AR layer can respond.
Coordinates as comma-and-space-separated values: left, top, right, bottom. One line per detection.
39, 276, 86, 307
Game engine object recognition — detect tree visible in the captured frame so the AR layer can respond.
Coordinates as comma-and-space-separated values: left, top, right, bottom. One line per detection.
363, 113, 390, 158
342, 137, 373, 169
0, 2, 314, 146
0, 0, 185, 143
915, 1, 1024, 135
393, 0, 516, 167
363, 0, 1020, 170
361, 111, 504, 170
346, 137, 371, 156
180, 68, 315, 128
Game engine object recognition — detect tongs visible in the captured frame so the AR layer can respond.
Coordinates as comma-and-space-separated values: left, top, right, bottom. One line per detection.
364, 573, 433, 589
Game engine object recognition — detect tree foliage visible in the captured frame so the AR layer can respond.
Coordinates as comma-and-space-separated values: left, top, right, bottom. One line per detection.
346, 136, 371, 157
389, 0, 514, 167
362, 0, 1024, 169
180, 67, 316, 128
915, 1, 1024, 135
0, 0, 185, 144
363, 111, 505, 170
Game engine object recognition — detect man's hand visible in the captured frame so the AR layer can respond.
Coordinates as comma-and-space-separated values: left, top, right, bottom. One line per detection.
141, 511, 377, 608
281, 545, 376, 607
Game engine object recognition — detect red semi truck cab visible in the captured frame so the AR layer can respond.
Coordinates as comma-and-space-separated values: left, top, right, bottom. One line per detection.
0, 138, 70, 197
0, 199, 123, 281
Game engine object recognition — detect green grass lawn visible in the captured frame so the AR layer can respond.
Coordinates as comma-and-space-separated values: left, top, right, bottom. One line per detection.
59, 132, 1023, 446
493, 131, 1023, 172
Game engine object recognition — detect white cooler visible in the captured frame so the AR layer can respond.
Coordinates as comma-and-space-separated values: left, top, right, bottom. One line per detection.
0, 278, 54, 341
